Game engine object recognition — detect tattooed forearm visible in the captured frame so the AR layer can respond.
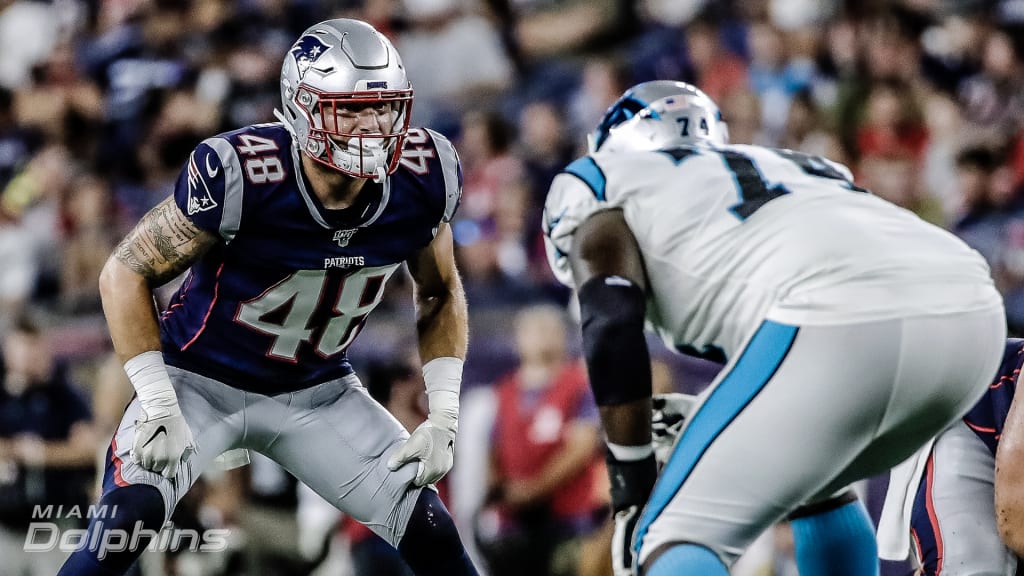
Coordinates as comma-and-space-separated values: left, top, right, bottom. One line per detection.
114, 198, 218, 286
114, 239, 147, 272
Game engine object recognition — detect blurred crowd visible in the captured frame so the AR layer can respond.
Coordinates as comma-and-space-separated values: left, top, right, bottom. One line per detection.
1, 0, 1023, 574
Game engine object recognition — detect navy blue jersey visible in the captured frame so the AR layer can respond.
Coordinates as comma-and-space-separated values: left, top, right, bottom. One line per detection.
962, 338, 1024, 455
159, 123, 462, 393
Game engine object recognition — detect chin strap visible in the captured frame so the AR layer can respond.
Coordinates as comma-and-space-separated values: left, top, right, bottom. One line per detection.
274, 108, 297, 136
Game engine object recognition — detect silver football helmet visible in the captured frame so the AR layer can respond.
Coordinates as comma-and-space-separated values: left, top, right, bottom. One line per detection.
589, 80, 728, 154
277, 19, 413, 181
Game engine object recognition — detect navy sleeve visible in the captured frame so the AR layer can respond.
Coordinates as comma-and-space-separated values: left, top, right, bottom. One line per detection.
173, 138, 244, 242
425, 129, 463, 223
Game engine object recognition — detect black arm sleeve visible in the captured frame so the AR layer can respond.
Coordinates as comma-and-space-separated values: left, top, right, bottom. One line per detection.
578, 274, 652, 406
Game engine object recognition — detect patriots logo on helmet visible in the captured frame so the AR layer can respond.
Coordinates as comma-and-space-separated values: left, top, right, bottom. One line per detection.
290, 35, 332, 79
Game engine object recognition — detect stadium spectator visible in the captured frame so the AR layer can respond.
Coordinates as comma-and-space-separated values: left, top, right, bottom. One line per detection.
59, 174, 117, 314
397, 0, 513, 128
0, 314, 96, 575
684, 16, 748, 104
746, 19, 814, 143
777, 89, 842, 160
0, 86, 40, 192
0, 144, 72, 320
457, 109, 522, 224
954, 145, 1024, 331
567, 57, 632, 148
919, 92, 968, 222
957, 27, 1024, 139
0, 0, 63, 90
12, 40, 104, 154
517, 99, 576, 209
490, 0, 633, 64
720, 88, 767, 146
855, 79, 928, 163
478, 305, 605, 576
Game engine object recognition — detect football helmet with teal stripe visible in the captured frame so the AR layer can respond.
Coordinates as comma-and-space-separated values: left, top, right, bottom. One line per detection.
589, 81, 727, 154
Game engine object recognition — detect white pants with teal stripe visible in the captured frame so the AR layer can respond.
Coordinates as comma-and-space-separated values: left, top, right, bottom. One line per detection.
635, 305, 1006, 567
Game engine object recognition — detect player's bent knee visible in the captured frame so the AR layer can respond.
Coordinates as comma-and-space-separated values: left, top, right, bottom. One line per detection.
640, 542, 727, 576
102, 481, 165, 528
397, 489, 478, 576
57, 485, 167, 576
398, 489, 458, 549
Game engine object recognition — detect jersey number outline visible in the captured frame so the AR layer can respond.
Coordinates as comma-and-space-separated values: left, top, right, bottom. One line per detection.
234, 267, 394, 361
399, 128, 435, 175
724, 149, 867, 220
237, 134, 286, 185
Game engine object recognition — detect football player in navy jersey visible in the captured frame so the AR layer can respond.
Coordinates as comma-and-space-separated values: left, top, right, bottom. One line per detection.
59, 19, 479, 576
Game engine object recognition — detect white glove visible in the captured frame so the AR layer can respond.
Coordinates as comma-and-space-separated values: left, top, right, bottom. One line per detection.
651, 392, 697, 467
387, 415, 456, 486
124, 351, 197, 479
132, 407, 196, 479
612, 504, 641, 576
386, 357, 462, 486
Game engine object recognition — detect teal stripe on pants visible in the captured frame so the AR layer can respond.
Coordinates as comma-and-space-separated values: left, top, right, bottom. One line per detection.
634, 320, 799, 556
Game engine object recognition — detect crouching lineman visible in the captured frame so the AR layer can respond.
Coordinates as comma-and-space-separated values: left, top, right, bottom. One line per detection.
542, 80, 1005, 575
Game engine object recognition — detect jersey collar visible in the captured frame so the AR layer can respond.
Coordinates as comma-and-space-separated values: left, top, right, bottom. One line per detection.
291, 144, 392, 230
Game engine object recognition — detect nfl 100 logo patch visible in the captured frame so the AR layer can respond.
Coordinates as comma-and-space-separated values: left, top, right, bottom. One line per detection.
333, 229, 357, 247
